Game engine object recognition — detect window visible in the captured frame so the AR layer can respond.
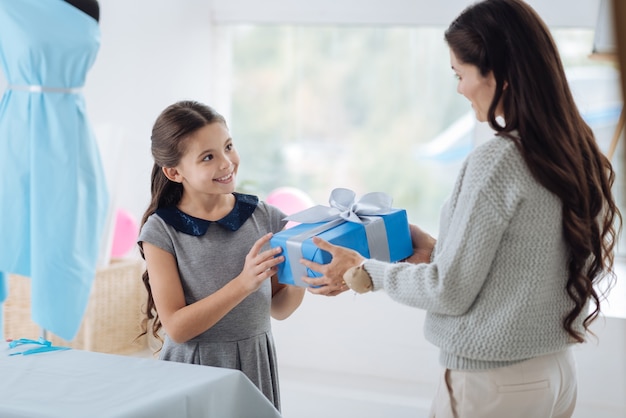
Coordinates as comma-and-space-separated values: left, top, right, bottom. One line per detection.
215, 25, 622, 240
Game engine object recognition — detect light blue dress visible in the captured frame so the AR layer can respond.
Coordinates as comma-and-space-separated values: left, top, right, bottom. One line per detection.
0, 0, 109, 340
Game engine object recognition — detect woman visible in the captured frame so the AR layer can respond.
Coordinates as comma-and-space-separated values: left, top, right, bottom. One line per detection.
301, 1, 621, 417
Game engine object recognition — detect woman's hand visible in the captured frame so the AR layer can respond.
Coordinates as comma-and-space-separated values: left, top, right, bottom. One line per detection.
404, 224, 436, 264
300, 236, 364, 296
236, 233, 285, 293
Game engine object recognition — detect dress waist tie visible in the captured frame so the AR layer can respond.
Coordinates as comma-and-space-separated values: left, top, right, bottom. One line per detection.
7, 84, 82, 94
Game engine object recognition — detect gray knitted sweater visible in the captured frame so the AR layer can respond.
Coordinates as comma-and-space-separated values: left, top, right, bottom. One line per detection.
365, 135, 582, 370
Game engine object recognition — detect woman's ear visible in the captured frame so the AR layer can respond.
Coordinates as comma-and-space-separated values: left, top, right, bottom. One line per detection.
162, 166, 182, 183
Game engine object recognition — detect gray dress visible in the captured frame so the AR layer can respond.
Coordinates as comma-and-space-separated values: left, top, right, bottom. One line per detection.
138, 193, 287, 410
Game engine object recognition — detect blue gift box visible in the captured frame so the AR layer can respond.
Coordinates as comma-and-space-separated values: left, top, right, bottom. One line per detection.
270, 208, 412, 287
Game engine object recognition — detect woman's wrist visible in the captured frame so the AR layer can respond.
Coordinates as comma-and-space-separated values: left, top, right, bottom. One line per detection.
343, 260, 373, 293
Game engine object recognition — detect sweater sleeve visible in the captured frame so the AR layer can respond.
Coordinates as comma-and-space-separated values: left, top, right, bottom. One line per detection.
366, 139, 522, 316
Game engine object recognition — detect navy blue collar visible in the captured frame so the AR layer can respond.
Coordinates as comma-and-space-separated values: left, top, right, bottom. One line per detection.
155, 193, 259, 236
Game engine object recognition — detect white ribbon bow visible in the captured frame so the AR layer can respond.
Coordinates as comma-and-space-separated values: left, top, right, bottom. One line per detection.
285, 188, 393, 224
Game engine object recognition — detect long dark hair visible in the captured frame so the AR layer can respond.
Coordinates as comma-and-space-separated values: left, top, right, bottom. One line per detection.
138, 100, 227, 342
445, 0, 621, 343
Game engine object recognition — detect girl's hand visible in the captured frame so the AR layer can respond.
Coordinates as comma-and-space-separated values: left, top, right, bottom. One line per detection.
300, 237, 363, 296
237, 233, 284, 293
404, 224, 436, 264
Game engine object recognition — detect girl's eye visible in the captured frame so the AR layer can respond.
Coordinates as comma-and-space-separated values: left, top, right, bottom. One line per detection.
203, 154, 214, 161
226, 143, 233, 151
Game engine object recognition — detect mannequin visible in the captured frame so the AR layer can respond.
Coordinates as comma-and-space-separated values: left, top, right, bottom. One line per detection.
64, 0, 99, 22
0, 0, 109, 341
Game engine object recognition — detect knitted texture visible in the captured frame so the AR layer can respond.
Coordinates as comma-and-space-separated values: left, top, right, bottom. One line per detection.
366, 136, 582, 370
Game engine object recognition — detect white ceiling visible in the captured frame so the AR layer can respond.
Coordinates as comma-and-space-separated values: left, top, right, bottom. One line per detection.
208, 0, 602, 28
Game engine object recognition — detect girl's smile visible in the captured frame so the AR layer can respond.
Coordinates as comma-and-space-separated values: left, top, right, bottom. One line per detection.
162, 122, 241, 215
214, 172, 234, 184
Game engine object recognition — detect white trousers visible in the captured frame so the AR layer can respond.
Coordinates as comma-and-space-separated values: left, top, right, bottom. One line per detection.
429, 349, 577, 418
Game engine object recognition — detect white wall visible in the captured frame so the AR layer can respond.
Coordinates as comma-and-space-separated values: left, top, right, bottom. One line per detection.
273, 291, 438, 384
84, 0, 216, 248
573, 316, 626, 418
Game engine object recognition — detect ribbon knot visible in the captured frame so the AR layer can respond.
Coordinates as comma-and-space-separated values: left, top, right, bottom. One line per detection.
285, 188, 393, 224
278, 188, 397, 286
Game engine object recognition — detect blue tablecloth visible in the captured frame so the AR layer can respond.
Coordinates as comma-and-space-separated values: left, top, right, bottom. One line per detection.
0, 343, 282, 418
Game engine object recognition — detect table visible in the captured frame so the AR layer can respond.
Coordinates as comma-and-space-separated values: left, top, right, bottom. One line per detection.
0, 343, 282, 418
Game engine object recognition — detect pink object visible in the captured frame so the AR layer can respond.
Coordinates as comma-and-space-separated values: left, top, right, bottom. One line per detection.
111, 208, 139, 258
266, 187, 314, 229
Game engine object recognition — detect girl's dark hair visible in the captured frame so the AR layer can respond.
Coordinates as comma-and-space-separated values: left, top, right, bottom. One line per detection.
138, 100, 226, 344
445, 0, 621, 342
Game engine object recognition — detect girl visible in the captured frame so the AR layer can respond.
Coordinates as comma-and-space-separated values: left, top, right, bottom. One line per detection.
301, 1, 621, 417
138, 100, 305, 410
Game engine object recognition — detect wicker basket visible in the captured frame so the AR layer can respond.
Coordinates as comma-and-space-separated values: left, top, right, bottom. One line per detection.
3, 259, 148, 355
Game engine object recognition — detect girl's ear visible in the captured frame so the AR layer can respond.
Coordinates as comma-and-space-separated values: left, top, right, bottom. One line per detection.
162, 166, 182, 183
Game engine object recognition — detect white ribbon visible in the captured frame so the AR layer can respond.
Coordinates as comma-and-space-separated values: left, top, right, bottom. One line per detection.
285, 188, 393, 224
7, 85, 82, 94
284, 188, 394, 284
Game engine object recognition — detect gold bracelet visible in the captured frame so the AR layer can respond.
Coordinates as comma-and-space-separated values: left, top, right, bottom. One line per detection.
343, 263, 373, 294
